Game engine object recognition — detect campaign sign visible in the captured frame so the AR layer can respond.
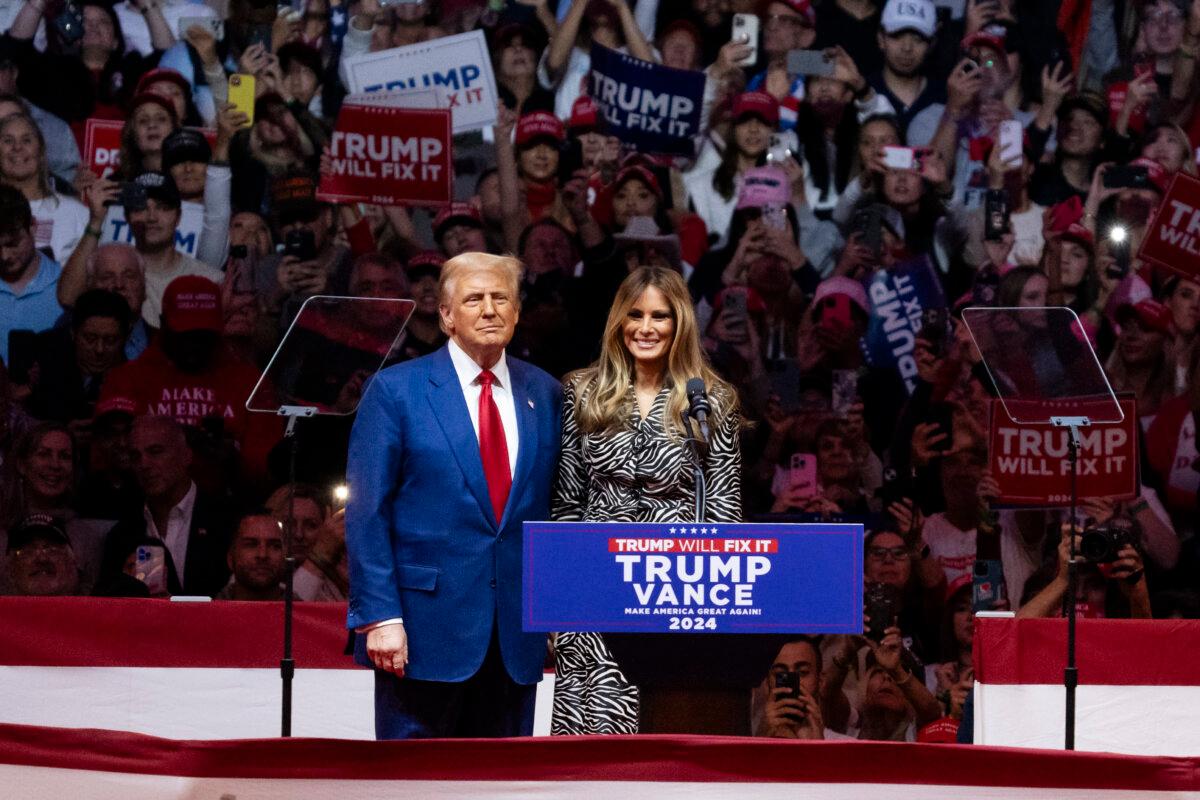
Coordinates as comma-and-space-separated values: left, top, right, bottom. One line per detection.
588, 44, 706, 157
523, 521, 863, 633
1139, 171, 1200, 280
862, 256, 947, 393
101, 201, 205, 257
85, 121, 216, 179
317, 105, 452, 207
343, 30, 498, 133
988, 397, 1139, 507
84, 118, 124, 178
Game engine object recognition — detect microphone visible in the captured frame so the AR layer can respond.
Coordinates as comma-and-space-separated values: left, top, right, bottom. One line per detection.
685, 377, 711, 442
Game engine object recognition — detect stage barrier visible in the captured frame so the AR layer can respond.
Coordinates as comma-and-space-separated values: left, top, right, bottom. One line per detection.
974, 616, 1200, 755
2, 721, 1200, 799
0, 598, 556, 739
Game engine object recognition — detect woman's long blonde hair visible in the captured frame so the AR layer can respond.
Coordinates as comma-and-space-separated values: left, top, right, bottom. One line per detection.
572, 266, 737, 435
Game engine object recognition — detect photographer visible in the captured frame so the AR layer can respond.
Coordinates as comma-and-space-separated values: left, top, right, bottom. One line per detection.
1018, 522, 1152, 620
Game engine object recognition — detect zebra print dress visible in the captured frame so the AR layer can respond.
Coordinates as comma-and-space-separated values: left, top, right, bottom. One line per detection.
549, 373, 742, 735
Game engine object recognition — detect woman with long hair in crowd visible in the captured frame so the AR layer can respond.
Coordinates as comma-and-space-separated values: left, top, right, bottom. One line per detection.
686, 91, 776, 248
116, 92, 178, 179
0, 113, 89, 263
551, 266, 742, 735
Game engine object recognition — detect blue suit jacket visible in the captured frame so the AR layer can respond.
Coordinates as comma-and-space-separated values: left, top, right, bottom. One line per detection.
346, 346, 562, 685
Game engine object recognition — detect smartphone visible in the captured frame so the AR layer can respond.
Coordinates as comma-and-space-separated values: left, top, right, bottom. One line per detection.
997, 119, 1022, 169
819, 293, 854, 331
52, 3, 85, 45
5, 329, 36, 385
881, 145, 916, 170
832, 369, 857, 418
762, 203, 787, 231
724, 290, 747, 318
557, 137, 584, 186
774, 669, 801, 700
984, 188, 1009, 242
1103, 165, 1150, 190
972, 558, 1007, 613
284, 228, 317, 261
878, 465, 912, 510
786, 48, 835, 78
247, 25, 272, 51
120, 181, 148, 212
971, 261, 1000, 306
135, 543, 169, 597
731, 14, 759, 67
924, 401, 955, 452
864, 581, 900, 641
788, 453, 818, 499
851, 205, 883, 259
766, 131, 799, 165
228, 74, 257, 127
919, 307, 950, 355
1107, 235, 1131, 279
178, 16, 224, 40
1133, 55, 1155, 80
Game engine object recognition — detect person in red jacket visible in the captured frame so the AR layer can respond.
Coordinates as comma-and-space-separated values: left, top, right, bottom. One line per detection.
98, 275, 282, 497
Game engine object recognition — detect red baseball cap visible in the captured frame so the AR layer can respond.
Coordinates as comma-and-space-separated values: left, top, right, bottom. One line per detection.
917, 718, 961, 743
1061, 223, 1095, 252
612, 164, 663, 199
94, 393, 138, 420
162, 275, 223, 333
962, 31, 1006, 55
515, 111, 566, 148
128, 91, 179, 123
135, 67, 190, 98
405, 250, 443, 280
763, 0, 816, 25
1117, 298, 1175, 336
568, 95, 600, 133
432, 202, 482, 237
732, 92, 779, 127
1128, 157, 1170, 194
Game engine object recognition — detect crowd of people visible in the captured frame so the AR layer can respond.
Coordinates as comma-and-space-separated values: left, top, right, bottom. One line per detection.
0, 0, 1198, 742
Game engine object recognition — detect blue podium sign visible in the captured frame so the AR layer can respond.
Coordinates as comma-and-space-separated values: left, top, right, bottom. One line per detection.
523, 521, 863, 634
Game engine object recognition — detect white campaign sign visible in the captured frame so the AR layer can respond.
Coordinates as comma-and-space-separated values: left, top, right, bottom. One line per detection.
101, 201, 205, 257
343, 30, 498, 133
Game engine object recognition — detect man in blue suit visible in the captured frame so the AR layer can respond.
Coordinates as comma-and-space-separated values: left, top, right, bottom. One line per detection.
346, 252, 562, 739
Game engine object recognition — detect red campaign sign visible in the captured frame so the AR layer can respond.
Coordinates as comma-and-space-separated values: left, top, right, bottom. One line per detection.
83, 118, 124, 178
988, 398, 1139, 507
317, 105, 452, 207
1138, 171, 1200, 280
84, 122, 216, 179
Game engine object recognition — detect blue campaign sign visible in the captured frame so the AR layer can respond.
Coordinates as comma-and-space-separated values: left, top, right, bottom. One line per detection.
523, 521, 863, 634
588, 44, 706, 157
862, 256, 947, 394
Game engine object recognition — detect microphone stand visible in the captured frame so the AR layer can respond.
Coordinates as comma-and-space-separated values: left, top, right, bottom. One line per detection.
680, 411, 707, 524
277, 404, 316, 737
1052, 414, 1089, 751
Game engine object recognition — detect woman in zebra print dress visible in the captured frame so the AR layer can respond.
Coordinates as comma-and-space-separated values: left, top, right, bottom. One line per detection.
550, 266, 743, 735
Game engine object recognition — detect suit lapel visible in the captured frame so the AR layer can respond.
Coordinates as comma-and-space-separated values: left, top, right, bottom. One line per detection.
502, 360, 539, 528
427, 347, 495, 527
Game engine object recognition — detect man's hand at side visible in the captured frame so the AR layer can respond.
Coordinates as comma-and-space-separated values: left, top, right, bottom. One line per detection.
367, 622, 409, 676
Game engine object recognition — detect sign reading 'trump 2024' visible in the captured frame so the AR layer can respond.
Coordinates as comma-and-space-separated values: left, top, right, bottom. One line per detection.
522, 522, 862, 634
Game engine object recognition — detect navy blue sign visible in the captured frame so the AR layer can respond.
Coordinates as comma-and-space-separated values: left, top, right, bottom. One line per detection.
862, 256, 947, 394
523, 522, 863, 633
588, 44, 706, 157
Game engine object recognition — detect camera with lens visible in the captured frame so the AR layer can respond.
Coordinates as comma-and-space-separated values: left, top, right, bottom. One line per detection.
1079, 518, 1140, 564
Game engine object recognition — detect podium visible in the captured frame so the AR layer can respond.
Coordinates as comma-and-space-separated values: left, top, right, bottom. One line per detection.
603, 633, 788, 733
524, 521, 863, 735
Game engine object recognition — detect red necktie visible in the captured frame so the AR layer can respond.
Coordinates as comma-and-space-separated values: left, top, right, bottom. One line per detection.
477, 370, 511, 524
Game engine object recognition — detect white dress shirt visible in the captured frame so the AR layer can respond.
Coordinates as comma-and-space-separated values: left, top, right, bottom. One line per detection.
143, 481, 197, 587
359, 343, 521, 633
447, 338, 520, 476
